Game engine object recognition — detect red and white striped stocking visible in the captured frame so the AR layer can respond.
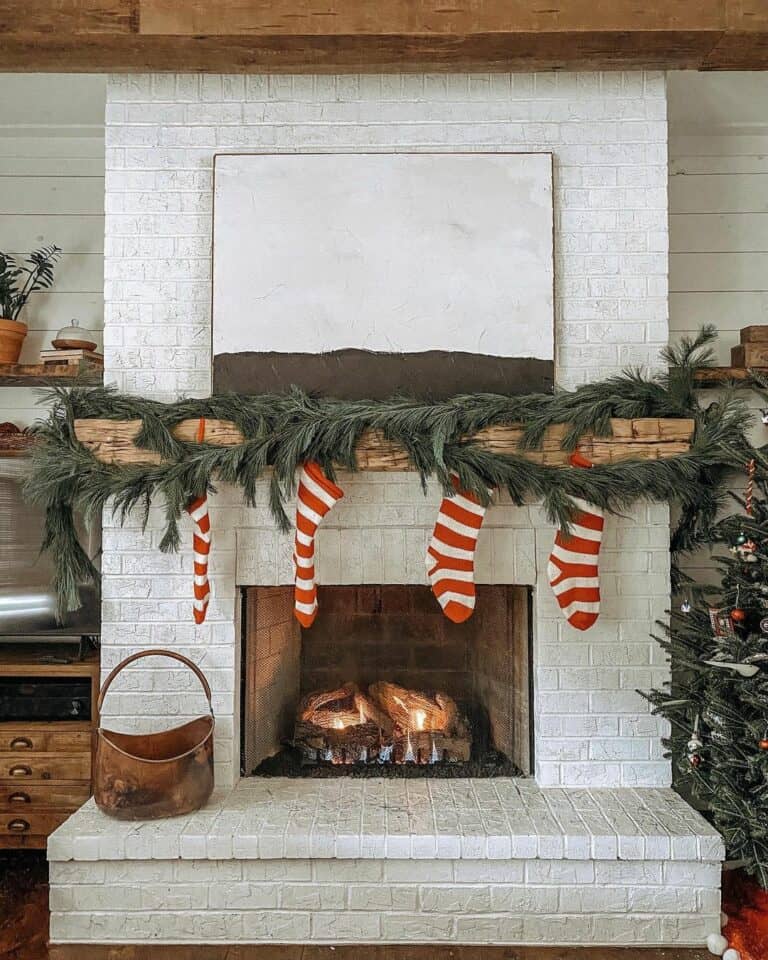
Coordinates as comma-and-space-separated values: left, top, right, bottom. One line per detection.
294, 462, 344, 628
187, 494, 211, 625
425, 473, 488, 624
186, 418, 211, 625
547, 453, 604, 632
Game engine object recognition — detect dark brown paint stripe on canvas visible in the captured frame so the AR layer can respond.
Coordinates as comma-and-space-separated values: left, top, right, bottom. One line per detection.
213, 350, 554, 400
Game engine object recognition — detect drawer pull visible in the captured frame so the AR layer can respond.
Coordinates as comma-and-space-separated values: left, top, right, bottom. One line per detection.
10, 737, 33, 750
7, 818, 30, 833
8, 792, 31, 804
9, 765, 32, 778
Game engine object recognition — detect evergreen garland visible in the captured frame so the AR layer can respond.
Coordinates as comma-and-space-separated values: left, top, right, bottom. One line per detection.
25, 327, 750, 620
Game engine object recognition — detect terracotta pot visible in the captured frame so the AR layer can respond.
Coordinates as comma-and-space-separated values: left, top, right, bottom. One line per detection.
0, 318, 27, 364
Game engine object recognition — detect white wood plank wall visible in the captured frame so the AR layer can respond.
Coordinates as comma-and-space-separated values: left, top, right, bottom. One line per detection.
670, 134, 768, 359
0, 75, 105, 427
668, 73, 768, 583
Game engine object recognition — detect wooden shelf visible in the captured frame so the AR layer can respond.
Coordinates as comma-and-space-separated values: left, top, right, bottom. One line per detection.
692, 367, 768, 386
0, 361, 102, 387
0, 447, 34, 459
0, 434, 36, 458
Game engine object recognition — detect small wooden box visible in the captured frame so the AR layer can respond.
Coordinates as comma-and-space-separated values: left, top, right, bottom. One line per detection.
731, 342, 768, 367
740, 325, 768, 344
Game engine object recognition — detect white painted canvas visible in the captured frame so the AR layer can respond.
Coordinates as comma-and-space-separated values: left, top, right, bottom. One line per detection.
212, 152, 554, 396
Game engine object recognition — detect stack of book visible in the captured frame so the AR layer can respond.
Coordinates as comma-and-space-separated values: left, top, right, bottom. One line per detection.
39, 348, 103, 368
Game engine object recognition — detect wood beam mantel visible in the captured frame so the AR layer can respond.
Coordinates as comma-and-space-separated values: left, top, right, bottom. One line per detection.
0, 1, 765, 72
72, 417, 695, 469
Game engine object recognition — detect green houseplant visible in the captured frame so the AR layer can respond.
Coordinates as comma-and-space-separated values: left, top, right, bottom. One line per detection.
0, 244, 61, 363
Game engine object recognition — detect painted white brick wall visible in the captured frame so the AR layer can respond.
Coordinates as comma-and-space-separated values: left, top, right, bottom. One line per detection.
50, 855, 721, 945
102, 71, 670, 791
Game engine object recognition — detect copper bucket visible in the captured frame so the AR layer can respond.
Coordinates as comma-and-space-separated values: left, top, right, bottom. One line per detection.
94, 650, 215, 820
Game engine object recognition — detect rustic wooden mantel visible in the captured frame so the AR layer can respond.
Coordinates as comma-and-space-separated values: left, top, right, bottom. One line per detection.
2, 1, 766, 72
73, 417, 695, 469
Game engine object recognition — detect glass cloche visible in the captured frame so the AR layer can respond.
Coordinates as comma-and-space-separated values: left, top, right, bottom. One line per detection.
52, 319, 97, 351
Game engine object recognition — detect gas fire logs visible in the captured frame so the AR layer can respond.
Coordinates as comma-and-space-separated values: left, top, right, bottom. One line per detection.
294, 681, 471, 766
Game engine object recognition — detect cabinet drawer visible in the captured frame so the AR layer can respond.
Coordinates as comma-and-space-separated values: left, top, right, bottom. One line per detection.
0, 782, 90, 809
1, 809, 74, 839
0, 752, 91, 782
0, 726, 92, 754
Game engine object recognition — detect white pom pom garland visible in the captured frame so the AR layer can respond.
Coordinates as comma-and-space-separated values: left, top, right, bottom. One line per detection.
706, 932, 728, 956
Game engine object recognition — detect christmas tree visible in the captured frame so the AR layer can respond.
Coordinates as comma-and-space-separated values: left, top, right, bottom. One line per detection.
647, 455, 768, 889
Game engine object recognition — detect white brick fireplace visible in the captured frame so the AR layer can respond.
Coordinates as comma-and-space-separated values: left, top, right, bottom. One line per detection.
49, 70, 725, 948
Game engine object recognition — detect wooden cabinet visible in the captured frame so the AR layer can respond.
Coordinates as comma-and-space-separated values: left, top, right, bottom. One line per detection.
0, 645, 99, 849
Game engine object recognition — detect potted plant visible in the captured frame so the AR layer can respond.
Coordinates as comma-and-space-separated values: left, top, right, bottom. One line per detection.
0, 244, 61, 363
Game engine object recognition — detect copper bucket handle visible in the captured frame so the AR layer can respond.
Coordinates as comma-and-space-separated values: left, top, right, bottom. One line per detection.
97, 649, 214, 717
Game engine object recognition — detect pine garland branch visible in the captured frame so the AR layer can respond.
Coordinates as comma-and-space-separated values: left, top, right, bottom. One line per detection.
25, 331, 748, 620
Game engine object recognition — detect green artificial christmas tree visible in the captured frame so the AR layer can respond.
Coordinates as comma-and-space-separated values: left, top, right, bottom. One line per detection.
647, 455, 768, 889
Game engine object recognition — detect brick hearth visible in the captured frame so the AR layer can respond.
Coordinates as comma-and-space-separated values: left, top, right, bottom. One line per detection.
49, 780, 722, 945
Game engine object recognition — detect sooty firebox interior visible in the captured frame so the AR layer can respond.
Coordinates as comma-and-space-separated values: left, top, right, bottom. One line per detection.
241, 585, 532, 778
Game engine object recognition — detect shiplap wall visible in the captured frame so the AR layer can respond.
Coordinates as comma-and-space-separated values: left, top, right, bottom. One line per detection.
669, 72, 768, 363
668, 72, 768, 582
0, 75, 106, 427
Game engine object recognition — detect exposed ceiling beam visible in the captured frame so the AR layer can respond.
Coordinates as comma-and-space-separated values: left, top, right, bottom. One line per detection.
0, 1, 765, 72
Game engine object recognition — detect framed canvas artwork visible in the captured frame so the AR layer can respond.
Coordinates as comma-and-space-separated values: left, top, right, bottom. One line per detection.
212, 152, 554, 399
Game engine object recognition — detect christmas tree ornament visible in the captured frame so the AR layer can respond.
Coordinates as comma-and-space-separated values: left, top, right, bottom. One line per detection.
426, 471, 490, 623
687, 714, 703, 767
731, 538, 758, 562
729, 460, 759, 561
758, 737, 768, 751
681, 597, 692, 614
710, 607, 736, 638
760, 616, 768, 634
761, 407, 768, 425
703, 659, 761, 679
722, 949, 740, 960
745, 458, 755, 517
730, 586, 747, 624
293, 462, 344, 627
547, 453, 604, 632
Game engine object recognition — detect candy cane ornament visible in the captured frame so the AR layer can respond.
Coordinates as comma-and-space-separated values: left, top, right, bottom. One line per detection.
186, 417, 211, 625
746, 458, 755, 518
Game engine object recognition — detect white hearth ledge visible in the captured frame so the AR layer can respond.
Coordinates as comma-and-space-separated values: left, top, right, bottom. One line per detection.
48, 779, 723, 947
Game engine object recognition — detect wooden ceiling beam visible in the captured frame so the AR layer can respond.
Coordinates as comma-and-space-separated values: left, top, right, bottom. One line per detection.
138, 1, 727, 38
0, 0, 765, 72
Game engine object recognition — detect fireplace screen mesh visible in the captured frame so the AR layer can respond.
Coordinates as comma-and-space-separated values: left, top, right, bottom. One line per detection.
241, 585, 532, 777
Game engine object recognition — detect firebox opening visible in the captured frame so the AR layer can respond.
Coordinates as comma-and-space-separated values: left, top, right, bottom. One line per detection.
240, 585, 533, 778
